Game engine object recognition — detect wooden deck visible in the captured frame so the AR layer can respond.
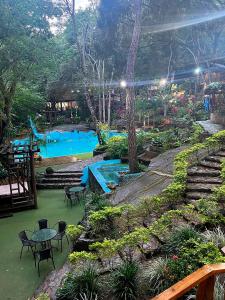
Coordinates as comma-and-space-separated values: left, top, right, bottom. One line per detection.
0, 182, 28, 197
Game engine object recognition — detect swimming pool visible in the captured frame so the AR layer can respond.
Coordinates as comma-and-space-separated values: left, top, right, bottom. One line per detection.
13, 130, 124, 159
83, 160, 129, 193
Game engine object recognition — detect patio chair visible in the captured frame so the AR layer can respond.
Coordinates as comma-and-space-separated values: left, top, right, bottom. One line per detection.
38, 219, 48, 230
34, 248, 55, 277
64, 187, 75, 207
18, 230, 36, 260
52, 220, 69, 252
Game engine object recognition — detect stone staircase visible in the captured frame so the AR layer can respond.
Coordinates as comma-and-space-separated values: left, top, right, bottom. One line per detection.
186, 150, 225, 201
37, 171, 83, 189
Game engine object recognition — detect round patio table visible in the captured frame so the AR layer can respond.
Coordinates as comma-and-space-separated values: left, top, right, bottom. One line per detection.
32, 228, 57, 243
68, 186, 85, 206
69, 186, 85, 193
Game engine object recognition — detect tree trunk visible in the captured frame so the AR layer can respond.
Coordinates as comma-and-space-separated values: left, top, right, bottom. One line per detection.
108, 90, 111, 126
125, 0, 142, 173
102, 60, 106, 123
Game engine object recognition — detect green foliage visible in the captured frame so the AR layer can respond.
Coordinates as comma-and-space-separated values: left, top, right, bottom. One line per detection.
90, 239, 117, 259
189, 123, 204, 145
180, 238, 225, 267
56, 273, 77, 300
12, 84, 45, 126
205, 82, 225, 94
69, 251, 97, 264
35, 294, 50, 300
164, 225, 201, 254
89, 205, 129, 230
0, 163, 7, 180
107, 136, 128, 158
221, 159, 225, 180
195, 199, 225, 224
163, 182, 185, 203
56, 267, 99, 300
85, 193, 109, 213
202, 227, 225, 248
112, 262, 139, 300
66, 225, 85, 243
146, 258, 170, 296
45, 167, 54, 174
164, 239, 225, 286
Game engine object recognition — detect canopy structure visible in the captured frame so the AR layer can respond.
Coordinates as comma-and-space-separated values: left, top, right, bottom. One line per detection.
0, 142, 39, 215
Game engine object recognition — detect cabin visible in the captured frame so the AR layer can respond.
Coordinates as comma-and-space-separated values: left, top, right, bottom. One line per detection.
0, 142, 39, 216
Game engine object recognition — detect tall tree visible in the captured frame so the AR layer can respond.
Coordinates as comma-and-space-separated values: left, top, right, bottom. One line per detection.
0, 0, 62, 142
125, 0, 142, 173
63, 0, 104, 144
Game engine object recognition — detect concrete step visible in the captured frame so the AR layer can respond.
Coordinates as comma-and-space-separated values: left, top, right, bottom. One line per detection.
188, 166, 221, 177
54, 171, 82, 174
186, 192, 212, 200
45, 172, 83, 178
37, 182, 81, 189
205, 156, 223, 163
186, 183, 220, 193
187, 176, 222, 184
199, 160, 221, 170
216, 151, 225, 157
41, 178, 81, 184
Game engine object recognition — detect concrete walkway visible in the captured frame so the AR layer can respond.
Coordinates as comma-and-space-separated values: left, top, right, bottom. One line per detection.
110, 146, 187, 205
59, 154, 104, 172
197, 120, 224, 135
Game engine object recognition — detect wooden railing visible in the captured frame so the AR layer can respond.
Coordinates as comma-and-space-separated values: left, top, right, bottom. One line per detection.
151, 264, 225, 300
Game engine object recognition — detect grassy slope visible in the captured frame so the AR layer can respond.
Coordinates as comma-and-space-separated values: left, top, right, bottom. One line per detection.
0, 189, 84, 300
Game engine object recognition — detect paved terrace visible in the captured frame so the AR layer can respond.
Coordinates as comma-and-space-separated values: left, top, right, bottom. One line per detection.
109, 146, 187, 205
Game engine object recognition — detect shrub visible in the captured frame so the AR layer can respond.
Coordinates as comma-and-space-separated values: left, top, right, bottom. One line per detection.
112, 261, 139, 300
73, 266, 100, 299
85, 193, 109, 213
66, 225, 85, 243
56, 267, 100, 300
69, 251, 97, 264
0, 163, 7, 180
146, 257, 169, 296
35, 293, 50, 300
164, 225, 201, 254
45, 167, 54, 174
164, 238, 225, 286
202, 227, 225, 248
189, 123, 204, 145
107, 136, 128, 158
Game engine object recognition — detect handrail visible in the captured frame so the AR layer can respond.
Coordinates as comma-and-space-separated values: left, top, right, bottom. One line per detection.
151, 264, 225, 300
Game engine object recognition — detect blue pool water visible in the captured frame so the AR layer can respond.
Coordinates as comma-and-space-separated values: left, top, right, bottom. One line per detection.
83, 160, 129, 193
14, 130, 124, 159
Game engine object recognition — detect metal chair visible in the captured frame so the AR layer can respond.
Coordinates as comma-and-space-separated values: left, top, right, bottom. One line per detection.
52, 221, 69, 252
64, 187, 75, 207
18, 230, 36, 260
38, 219, 48, 230
34, 248, 55, 277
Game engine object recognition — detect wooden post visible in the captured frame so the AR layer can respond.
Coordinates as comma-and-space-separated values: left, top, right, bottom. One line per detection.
196, 275, 215, 300
30, 148, 38, 209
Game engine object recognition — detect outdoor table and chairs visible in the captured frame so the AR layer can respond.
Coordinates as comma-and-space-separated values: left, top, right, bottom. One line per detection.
31, 228, 57, 249
65, 186, 85, 207
18, 219, 69, 276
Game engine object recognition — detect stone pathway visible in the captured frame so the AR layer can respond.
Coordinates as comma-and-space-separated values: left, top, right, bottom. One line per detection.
32, 263, 71, 300
59, 154, 104, 172
186, 150, 224, 200
110, 146, 187, 205
51, 123, 89, 132
197, 120, 225, 135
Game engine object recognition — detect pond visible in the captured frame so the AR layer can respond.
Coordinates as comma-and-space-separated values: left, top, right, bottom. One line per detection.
13, 130, 124, 159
